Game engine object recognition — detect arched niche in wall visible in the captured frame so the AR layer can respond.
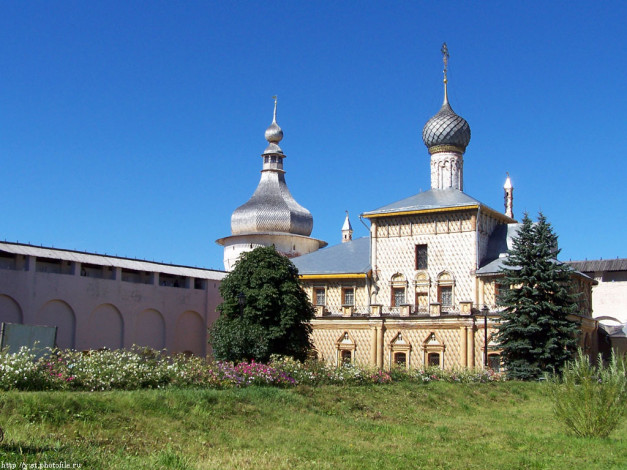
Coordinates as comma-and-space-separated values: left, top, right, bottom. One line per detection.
88, 304, 124, 350
134, 308, 166, 350
0, 294, 23, 324
175, 310, 205, 356
37, 300, 76, 350
414, 272, 430, 314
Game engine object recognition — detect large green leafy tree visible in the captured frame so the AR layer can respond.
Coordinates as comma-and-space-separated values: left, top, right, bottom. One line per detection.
209, 246, 314, 363
496, 212, 579, 380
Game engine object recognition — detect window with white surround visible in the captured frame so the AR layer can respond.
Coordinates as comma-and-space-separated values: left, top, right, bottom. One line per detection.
392, 287, 405, 307
342, 287, 355, 306
439, 286, 452, 307
314, 287, 326, 306
415, 244, 428, 270
390, 273, 407, 308
436, 271, 455, 312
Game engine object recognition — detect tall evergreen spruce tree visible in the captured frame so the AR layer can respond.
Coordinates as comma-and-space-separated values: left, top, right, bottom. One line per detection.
209, 246, 314, 363
496, 212, 579, 380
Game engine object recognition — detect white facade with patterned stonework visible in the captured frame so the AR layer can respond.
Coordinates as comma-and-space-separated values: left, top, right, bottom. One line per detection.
305, 279, 370, 317
368, 209, 507, 314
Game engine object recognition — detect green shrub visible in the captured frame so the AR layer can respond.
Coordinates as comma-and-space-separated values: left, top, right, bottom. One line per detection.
548, 349, 627, 438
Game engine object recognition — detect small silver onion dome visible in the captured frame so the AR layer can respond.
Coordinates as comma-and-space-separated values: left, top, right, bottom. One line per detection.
264, 121, 283, 144
422, 99, 471, 153
263, 96, 284, 154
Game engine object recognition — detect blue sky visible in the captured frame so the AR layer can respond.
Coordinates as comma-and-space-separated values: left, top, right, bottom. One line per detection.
1, 1, 625, 271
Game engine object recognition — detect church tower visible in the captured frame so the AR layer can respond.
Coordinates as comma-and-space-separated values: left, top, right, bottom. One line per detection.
216, 98, 327, 271
422, 43, 471, 190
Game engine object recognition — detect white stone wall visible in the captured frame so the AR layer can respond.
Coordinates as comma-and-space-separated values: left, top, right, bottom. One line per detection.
0, 256, 223, 356
430, 151, 464, 190
220, 233, 325, 271
590, 271, 627, 323
371, 211, 478, 311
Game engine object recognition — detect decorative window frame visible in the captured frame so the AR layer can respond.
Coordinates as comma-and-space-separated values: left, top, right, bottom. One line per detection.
414, 272, 431, 313
341, 286, 355, 307
336, 331, 356, 366
422, 331, 445, 369
436, 271, 455, 311
486, 334, 502, 370
487, 353, 502, 372
389, 331, 412, 369
390, 273, 407, 307
313, 286, 327, 306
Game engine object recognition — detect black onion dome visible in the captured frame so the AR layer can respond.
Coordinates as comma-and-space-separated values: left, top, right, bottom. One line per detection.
422, 101, 471, 152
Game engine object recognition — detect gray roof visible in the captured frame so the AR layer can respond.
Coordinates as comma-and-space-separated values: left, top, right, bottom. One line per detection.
362, 189, 504, 218
292, 237, 370, 275
0, 242, 226, 280
567, 259, 627, 273
476, 224, 522, 275
600, 322, 627, 338
476, 225, 594, 283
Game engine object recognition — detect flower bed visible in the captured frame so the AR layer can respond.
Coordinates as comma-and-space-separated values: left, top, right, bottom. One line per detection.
0, 346, 505, 391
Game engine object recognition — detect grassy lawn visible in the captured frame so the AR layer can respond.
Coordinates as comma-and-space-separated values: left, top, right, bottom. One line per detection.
0, 382, 625, 469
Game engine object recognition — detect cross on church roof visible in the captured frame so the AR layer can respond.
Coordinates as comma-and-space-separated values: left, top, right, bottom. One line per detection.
441, 42, 449, 83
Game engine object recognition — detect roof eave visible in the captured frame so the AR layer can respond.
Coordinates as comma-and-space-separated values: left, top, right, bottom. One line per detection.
362, 204, 481, 219
362, 203, 516, 224
300, 271, 371, 280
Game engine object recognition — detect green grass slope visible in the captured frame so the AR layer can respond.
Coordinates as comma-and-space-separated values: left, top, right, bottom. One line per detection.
0, 382, 625, 469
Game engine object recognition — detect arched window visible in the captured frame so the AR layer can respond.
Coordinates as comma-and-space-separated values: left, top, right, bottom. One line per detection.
389, 331, 412, 369
422, 332, 445, 369
437, 272, 455, 312
336, 331, 356, 366
390, 273, 407, 307
488, 354, 501, 372
427, 353, 440, 367
341, 350, 353, 365
394, 352, 407, 366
